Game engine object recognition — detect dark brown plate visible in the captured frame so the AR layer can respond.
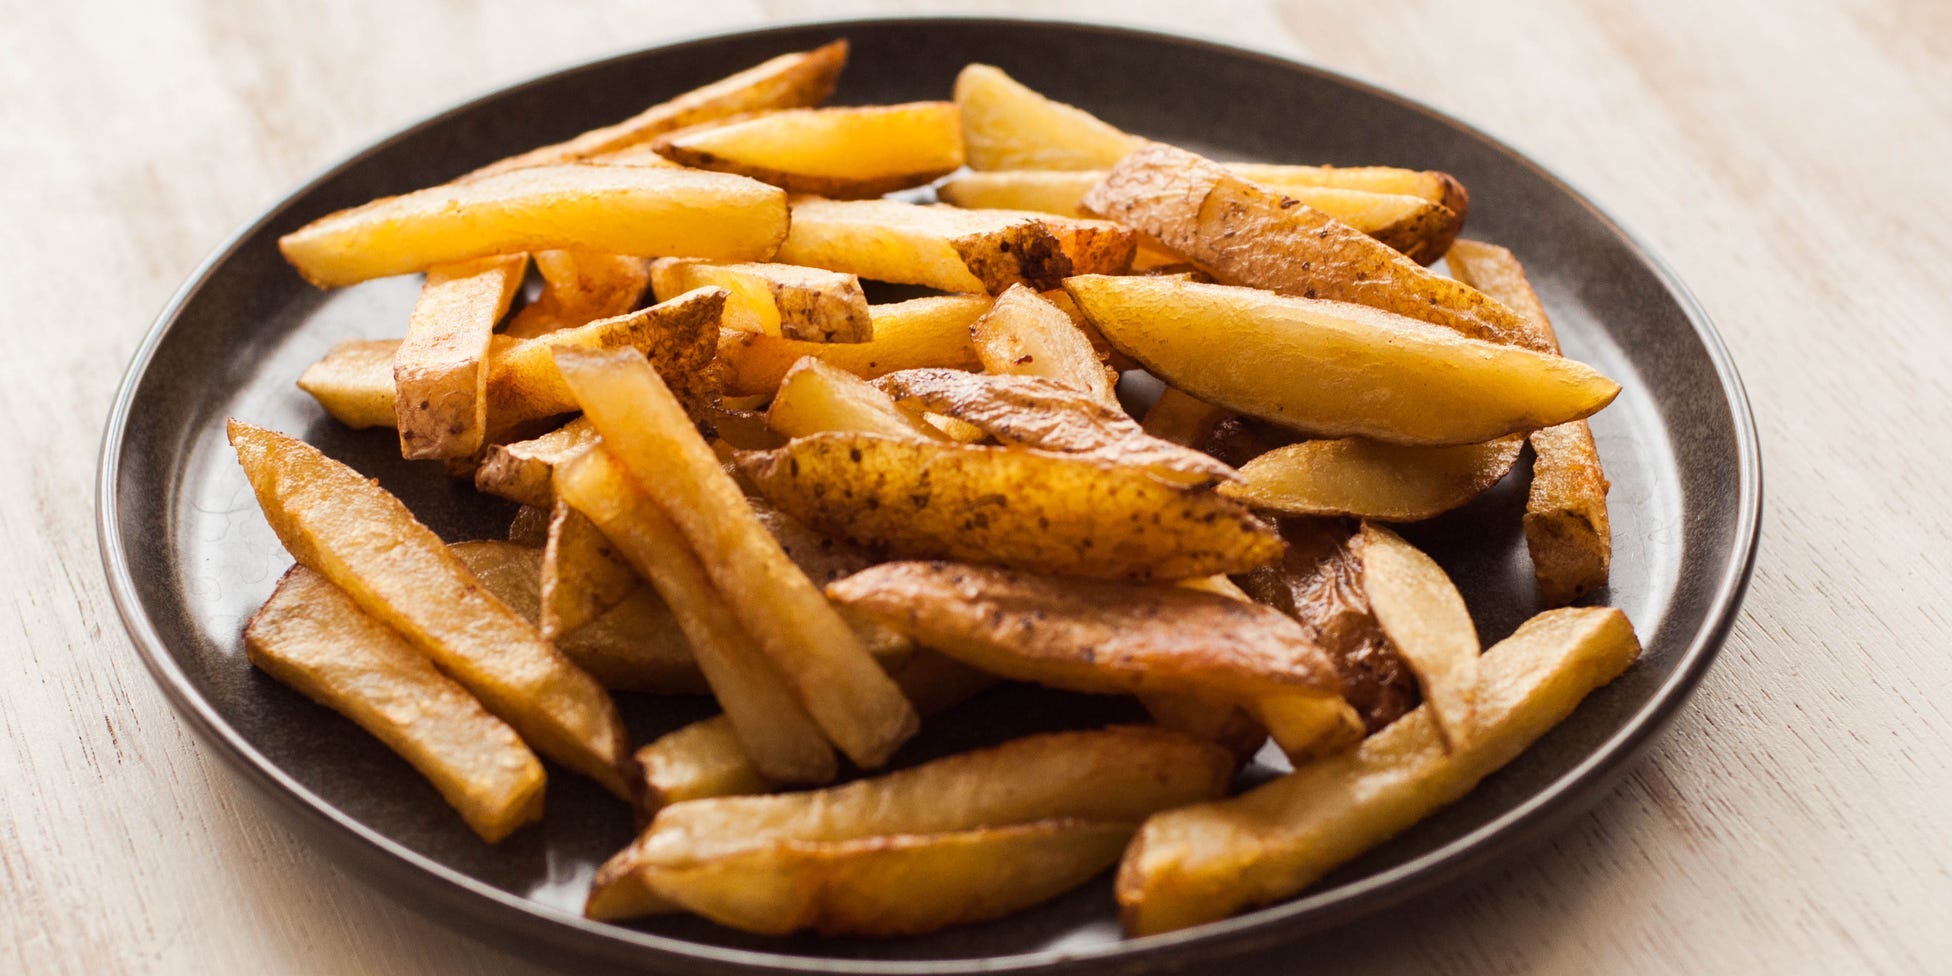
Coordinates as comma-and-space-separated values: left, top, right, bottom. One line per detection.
97, 17, 1760, 976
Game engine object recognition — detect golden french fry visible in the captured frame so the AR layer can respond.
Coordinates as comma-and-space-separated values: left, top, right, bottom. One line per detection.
717, 294, 990, 396
954, 64, 1138, 171
245, 565, 546, 843
226, 421, 634, 799
776, 197, 1135, 294
768, 358, 940, 440
554, 350, 918, 768
1249, 692, 1364, 762
297, 339, 399, 429
1139, 691, 1267, 762
474, 417, 598, 508
1359, 523, 1479, 749
652, 259, 871, 342
1142, 387, 1231, 448
967, 283, 1118, 405
503, 251, 652, 340
392, 255, 528, 459
540, 498, 641, 641
653, 102, 964, 198
1117, 606, 1641, 935
1225, 436, 1525, 522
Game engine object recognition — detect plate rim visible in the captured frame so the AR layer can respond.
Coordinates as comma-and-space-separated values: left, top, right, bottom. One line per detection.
95, 14, 1762, 975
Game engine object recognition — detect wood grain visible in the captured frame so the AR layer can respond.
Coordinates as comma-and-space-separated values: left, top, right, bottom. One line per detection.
5, 0, 1949, 973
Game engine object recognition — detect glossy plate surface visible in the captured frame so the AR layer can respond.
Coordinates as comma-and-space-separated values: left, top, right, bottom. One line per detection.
98, 17, 1760, 975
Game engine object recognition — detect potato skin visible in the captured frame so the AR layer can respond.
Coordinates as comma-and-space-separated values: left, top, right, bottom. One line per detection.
738, 432, 1284, 581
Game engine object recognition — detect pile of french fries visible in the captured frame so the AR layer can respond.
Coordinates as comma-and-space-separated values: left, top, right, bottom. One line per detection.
233, 39, 1640, 940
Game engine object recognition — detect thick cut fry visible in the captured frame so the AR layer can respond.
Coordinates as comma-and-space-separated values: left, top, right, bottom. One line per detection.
1226, 436, 1524, 521
299, 339, 401, 429
1117, 606, 1641, 935
452, 540, 706, 695
653, 102, 964, 198
775, 197, 1135, 294
718, 294, 990, 396
652, 259, 871, 343
968, 284, 1118, 404
742, 433, 1282, 581
555, 350, 918, 767
1064, 276, 1620, 446
244, 566, 546, 843
474, 417, 598, 508
1082, 144, 1529, 345
503, 251, 652, 339
468, 41, 848, 178
226, 421, 634, 799
1250, 693, 1365, 762
1358, 524, 1478, 749
872, 369, 1233, 486
940, 170, 1461, 263
831, 562, 1341, 701
1445, 239, 1612, 605
541, 499, 641, 640
557, 447, 837, 783
1142, 387, 1230, 448
1226, 162, 1469, 215
644, 820, 1131, 937
278, 165, 788, 288
768, 358, 940, 440
954, 64, 1138, 171
392, 255, 528, 459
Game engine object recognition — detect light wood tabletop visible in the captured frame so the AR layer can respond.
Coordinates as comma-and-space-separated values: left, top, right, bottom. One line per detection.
8, 0, 1949, 972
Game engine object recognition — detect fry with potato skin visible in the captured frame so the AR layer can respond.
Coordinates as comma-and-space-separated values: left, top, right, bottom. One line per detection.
473, 417, 598, 508
502, 251, 651, 340
1225, 436, 1524, 522
717, 293, 991, 396
392, 255, 528, 459
554, 348, 919, 767
652, 102, 965, 199
1358, 523, 1478, 749
967, 283, 1118, 404
652, 259, 872, 342
776, 197, 1135, 294
1117, 606, 1640, 935
540, 498, 641, 641
226, 421, 635, 799
244, 565, 546, 843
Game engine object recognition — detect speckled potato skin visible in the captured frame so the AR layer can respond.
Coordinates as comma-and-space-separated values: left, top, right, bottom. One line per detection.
738, 432, 1283, 581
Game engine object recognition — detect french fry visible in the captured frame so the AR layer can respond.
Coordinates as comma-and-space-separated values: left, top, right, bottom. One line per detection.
474, 417, 598, 508
391, 255, 528, 459
503, 251, 651, 340
298, 339, 400, 429
540, 499, 641, 641
555, 348, 919, 767
967, 284, 1118, 405
717, 293, 990, 396
1117, 606, 1640, 935
652, 102, 964, 198
1142, 387, 1231, 448
1359, 523, 1478, 749
651, 259, 872, 343
244, 565, 546, 843
775, 197, 1135, 294
278, 165, 788, 288
1224, 436, 1525, 522
1444, 239, 1612, 605
226, 421, 635, 799
768, 358, 941, 440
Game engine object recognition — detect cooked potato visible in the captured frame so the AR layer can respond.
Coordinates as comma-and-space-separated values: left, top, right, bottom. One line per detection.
940, 170, 1461, 263
391, 255, 528, 459
830, 562, 1343, 704
967, 284, 1118, 404
651, 259, 871, 343
653, 102, 964, 198
1249, 692, 1365, 762
1358, 523, 1477, 749
954, 64, 1138, 171
1082, 144, 1536, 347
555, 348, 919, 768
298, 339, 401, 429
1064, 276, 1619, 446
718, 293, 990, 396
556, 446, 838, 783
540, 499, 641, 641
278, 165, 788, 288
474, 417, 598, 508
503, 251, 652, 339
1138, 691, 1267, 761
1117, 606, 1641, 935
644, 819, 1132, 937
468, 41, 848, 178
873, 368, 1234, 487
1225, 436, 1524, 521
1445, 239, 1612, 605
775, 197, 1135, 294
1142, 387, 1230, 448
226, 421, 635, 800
244, 565, 546, 843
742, 433, 1281, 580
1225, 162, 1468, 216
768, 358, 940, 440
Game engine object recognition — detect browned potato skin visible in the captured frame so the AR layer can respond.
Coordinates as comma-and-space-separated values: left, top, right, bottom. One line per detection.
968, 283, 1118, 404
1082, 143, 1544, 351
466, 41, 848, 179
474, 417, 598, 508
740, 432, 1283, 581
829, 562, 1342, 701
245, 565, 546, 843
1225, 436, 1524, 522
1445, 239, 1612, 605
392, 255, 529, 459
226, 421, 635, 800
540, 499, 641, 641
777, 198, 1135, 294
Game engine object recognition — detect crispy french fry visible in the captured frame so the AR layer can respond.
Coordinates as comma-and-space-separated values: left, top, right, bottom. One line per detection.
553, 350, 918, 767
653, 102, 964, 198
1444, 239, 1612, 605
503, 251, 652, 340
718, 293, 990, 396
1117, 606, 1640, 935
474, 417, 598, 508
279, 165, 787, 288
541, 499, 641, 641
768, 358, 940, 440
226, 421, 634, 799
775, 197, 1135, 294
244, 565, 546, 843
1359, 523, 1479, 749
1225, 436, 1525, 522
392, 255, 528, 459
1249, 692, 1364, 762
968, 284, 1118, 405
652, 259, 871, 343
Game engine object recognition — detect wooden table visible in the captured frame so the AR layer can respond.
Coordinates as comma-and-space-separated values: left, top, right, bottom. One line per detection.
8, 1, 1948, 972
